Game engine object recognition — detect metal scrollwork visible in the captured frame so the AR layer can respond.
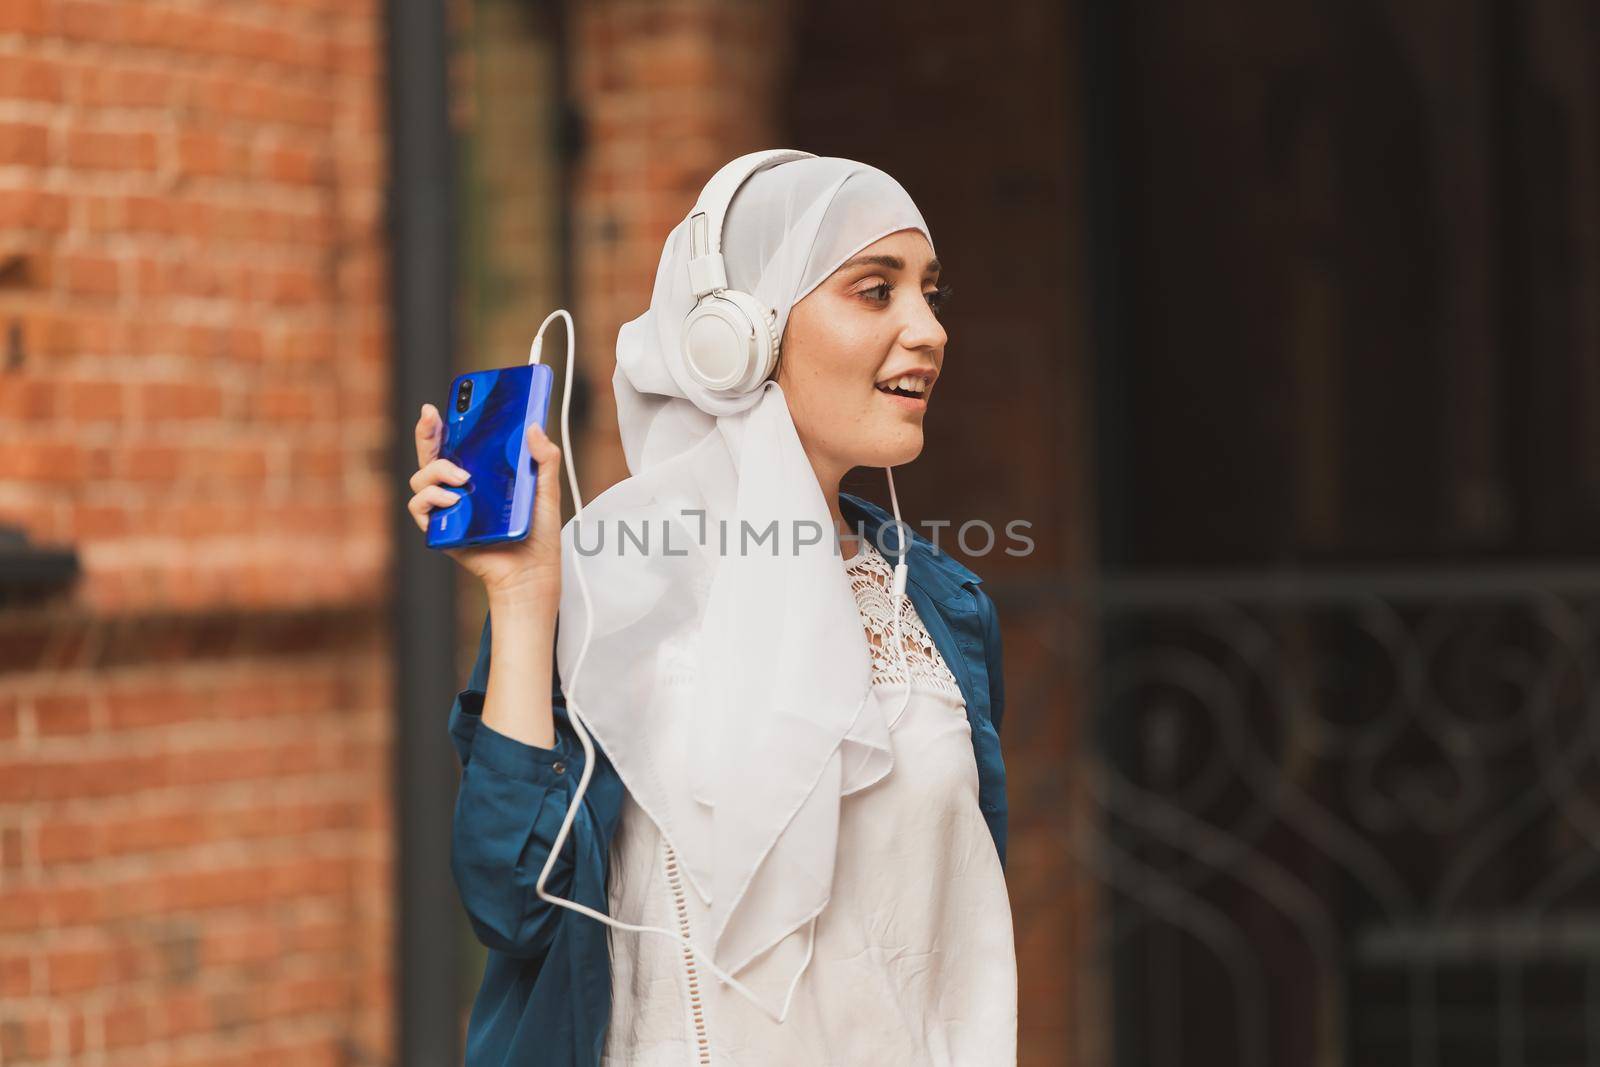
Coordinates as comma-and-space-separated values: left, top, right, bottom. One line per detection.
1013, 568, 1600, 1066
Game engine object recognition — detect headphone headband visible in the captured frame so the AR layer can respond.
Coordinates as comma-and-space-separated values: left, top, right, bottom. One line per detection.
685, 149, 816, 298
679, 148, 816, 394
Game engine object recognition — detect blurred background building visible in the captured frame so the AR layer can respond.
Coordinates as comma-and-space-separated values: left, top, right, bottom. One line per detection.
1, 1, 1597, 1065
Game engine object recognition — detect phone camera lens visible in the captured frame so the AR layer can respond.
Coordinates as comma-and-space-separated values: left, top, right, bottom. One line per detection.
455, 380, 472, 414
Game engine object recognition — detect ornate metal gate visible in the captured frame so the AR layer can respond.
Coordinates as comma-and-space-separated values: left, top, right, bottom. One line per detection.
1048, 569, 1600, 1066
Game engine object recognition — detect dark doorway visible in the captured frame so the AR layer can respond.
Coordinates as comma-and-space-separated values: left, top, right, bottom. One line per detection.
1085, 2, 1600, 1065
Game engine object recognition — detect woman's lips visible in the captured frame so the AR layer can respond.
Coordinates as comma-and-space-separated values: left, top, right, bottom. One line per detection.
874, 385, 928, 412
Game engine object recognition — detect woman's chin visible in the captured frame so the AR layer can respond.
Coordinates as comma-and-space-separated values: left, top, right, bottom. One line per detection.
870, 428, 925, 468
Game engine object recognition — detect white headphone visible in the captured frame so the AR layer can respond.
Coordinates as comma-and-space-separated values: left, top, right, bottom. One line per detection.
680, 148, 817, 394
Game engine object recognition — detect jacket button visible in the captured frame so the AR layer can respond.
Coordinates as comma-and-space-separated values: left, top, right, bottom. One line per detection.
551, 760, 566, 775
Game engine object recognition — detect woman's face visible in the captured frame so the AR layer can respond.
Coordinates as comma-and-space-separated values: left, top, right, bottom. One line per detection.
776, 229, 950, 482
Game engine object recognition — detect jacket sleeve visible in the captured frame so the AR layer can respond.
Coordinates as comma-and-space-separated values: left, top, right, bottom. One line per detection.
975, 586, 1007, 738
447, 608, 623, 960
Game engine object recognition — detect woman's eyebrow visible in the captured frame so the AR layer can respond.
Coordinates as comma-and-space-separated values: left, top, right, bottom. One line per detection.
839, 253, 942, 277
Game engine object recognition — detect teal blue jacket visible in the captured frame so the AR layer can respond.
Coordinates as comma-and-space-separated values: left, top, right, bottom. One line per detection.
447, 492, 1009, 1066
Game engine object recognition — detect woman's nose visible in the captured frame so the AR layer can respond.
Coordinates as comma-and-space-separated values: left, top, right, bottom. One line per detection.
901, 298, 947, 351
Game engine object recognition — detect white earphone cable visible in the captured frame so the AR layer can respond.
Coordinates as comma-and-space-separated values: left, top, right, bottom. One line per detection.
524, 311, 802, 1023
882, 465, 914, 731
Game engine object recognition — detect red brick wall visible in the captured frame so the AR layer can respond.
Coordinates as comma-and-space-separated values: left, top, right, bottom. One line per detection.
0, 0, 393, 1063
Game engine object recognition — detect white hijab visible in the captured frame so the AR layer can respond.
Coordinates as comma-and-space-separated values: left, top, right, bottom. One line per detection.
555, 155, 934, 1020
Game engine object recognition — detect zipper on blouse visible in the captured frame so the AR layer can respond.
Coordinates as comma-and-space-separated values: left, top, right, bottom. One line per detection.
662, 841, 712, 1064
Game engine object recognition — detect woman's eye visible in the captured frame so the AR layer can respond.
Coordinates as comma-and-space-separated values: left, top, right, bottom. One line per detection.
858, 281, 954, 318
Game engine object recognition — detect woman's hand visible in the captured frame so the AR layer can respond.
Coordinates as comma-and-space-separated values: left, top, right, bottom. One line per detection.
408, 402, 565, 613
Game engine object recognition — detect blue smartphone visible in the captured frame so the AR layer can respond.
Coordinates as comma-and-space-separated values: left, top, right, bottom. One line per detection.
426, 362, 555, 550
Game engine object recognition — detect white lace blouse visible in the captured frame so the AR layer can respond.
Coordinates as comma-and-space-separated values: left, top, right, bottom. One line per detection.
600, 539, 1018, 1065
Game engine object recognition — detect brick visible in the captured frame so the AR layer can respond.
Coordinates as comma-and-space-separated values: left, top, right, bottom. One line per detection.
0, 691, 21, 742
274, 326, 335, 362
62, 379, 125, 422
119, 809, 210, 853
44, 942, 140, 995
124, 194, 175, 233
0, 953, 34, 997
75, 64, 178, 110
136, 381, 223, 420
166, 501, 252, 538
7, 438, 86, 483
81, 443, 114, 481
120, 443, 181, 482
70, 309, 131, 355
70, 503, 128, 539
155, 988, 210, 1040
0, 0, 48, 35
257, 385, 317, 420
100, 997, 151, 1049
260, 144, 323, 185
34, 692, 94, 737
287, 444, 343, 481
0, 121, 48, 166
198, 920, 287, 968
62, 129, 160, 171
0, 822, 25, 870
260, 266, 319, 306
0, 187, 69, 230
60, 253, 121, 298
35, 816, 100, 865
56, 1, 122, 41
177, 130, 249, 179
0, 378, 54, 422
184, 444, 271, 483
0, 1010, 53, 1061
102, 686, 180, 732
62, 1007, 89, 1056
0, 53, 60, 101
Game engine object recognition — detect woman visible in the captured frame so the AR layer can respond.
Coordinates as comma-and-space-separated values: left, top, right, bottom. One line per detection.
408, 152, 1015, 1066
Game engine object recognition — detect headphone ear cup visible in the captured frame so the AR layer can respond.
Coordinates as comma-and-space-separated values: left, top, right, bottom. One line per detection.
727, 289, 780, 386
681, 289, 778, 394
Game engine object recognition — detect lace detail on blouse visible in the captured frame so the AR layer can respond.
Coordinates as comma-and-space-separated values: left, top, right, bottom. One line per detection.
844, 540, 965, 697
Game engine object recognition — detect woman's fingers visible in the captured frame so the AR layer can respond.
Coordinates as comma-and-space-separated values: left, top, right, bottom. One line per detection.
415, 403, 443, 469
526, 422, 560, 471
407, 484, 464, 532
527, 424, 562, 505
526, 423, 563, 554
409, 456, 470, 495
